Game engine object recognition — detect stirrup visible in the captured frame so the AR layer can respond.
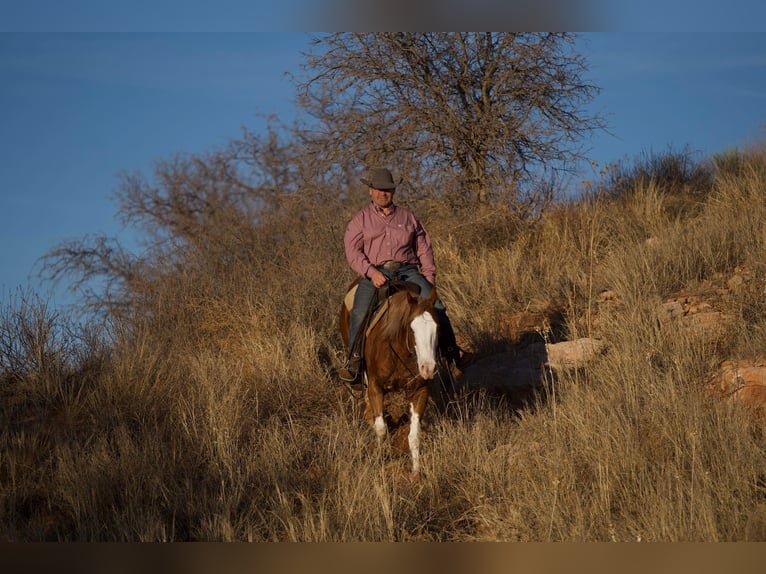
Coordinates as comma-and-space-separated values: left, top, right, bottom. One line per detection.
339, 367, 358, 382
339, 354, 362, 382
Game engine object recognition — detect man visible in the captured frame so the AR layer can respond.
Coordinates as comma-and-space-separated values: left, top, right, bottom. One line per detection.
339, 167, 466, 383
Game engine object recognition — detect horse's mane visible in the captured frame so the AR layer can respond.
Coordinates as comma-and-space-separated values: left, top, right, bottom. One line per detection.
380, 290, 431, 341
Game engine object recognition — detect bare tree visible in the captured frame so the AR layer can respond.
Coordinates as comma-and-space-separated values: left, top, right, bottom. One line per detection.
296, 32, 604, 205
38, 122, 350, 321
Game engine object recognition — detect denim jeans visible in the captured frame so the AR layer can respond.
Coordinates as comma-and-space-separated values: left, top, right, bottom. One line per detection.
347, 265, 455, 357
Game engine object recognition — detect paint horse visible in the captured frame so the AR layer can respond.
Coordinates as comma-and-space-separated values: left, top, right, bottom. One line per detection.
339, 279, 440, 475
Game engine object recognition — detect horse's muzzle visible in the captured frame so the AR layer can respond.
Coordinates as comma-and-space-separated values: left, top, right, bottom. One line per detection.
419, 361, 436, 380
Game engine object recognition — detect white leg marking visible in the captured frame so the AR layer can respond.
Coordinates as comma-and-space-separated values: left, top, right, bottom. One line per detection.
408, 403, 421, 474
374, 415, 387, 440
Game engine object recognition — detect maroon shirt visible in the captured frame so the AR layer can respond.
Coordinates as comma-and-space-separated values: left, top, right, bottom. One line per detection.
344, 202, 436, 284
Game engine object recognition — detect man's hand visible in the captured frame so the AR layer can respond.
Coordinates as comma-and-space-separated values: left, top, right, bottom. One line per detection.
370, 269, 389, 288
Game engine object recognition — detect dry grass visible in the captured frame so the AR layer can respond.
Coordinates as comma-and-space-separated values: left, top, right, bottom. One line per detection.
3, 148, 766, 540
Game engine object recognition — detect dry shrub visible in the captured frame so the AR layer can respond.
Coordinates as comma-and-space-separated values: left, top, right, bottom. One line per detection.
605, 148, 715, 219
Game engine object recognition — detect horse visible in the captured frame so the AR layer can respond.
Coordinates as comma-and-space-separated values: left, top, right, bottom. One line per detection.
339, 280, 440, 475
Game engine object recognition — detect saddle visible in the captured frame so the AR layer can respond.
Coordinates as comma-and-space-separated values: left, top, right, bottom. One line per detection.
343, 279, 421, 337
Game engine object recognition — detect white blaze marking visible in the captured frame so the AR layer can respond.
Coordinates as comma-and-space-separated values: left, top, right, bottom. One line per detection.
410, 311, 438, 379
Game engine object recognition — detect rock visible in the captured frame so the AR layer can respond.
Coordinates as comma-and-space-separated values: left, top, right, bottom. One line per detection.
497, 310, 550, 343
660, 300, 685, 320
686, 300, 713, 314
706, 359, 766, 418
681, 311, 734, 343
727, 274, 745, 291
659, 295, 735, 345
597, 290, 618, 303
545, 338, 605, 370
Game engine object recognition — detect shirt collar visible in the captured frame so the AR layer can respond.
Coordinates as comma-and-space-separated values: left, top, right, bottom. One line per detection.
371, 201, 396, 216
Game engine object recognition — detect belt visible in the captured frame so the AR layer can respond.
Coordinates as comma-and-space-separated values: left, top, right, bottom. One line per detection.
380, 260, 406, 272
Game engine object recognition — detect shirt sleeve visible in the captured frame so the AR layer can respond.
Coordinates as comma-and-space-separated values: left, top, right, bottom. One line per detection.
413, 215, 436, 284
344, 211, 374, 279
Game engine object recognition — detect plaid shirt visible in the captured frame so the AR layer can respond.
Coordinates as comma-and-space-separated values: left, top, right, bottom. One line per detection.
344, 202, 436, 284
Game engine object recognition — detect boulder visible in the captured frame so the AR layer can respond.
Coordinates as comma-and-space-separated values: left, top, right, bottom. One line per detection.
706, 359, 766, 418
545, 338, 605, 370
681, 311, 735, 344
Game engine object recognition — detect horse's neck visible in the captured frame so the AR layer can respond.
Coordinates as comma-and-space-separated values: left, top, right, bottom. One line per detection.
385, 279, 420, 298
366, 298, 392, 335
369, 307, 416, 373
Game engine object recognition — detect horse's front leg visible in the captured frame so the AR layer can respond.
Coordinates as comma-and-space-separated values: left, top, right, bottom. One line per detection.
364, 378, 387, 442
407, 385, 430, 475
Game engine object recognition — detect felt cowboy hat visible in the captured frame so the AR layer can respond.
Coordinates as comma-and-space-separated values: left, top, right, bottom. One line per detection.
360, 168, 402, 190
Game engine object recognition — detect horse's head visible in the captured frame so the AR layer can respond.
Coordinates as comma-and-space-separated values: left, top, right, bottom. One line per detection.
408, 287, 439, 380
379, 286, 440, 380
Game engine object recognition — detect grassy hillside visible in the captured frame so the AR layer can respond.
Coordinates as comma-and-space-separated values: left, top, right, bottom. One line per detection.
2, 147, 766, 541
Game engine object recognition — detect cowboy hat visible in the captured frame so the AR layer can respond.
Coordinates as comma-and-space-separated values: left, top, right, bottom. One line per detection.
359, 168, 401, 190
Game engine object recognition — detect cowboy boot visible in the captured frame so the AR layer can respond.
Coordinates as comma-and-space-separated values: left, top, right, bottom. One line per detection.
339, 352, 362, 382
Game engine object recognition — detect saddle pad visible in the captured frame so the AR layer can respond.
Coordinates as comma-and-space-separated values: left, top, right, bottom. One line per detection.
344, 284, 390, 336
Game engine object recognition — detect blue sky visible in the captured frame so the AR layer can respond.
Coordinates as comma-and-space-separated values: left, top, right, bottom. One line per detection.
1, 31, 765, 307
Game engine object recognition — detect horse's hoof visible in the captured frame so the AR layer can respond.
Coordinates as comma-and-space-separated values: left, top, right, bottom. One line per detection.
409, 469, 425, 483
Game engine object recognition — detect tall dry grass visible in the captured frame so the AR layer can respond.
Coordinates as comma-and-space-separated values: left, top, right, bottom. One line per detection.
3, 148, 766, 540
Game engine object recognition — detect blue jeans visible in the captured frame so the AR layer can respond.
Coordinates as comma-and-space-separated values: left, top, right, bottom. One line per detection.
347, 265, 456, 358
